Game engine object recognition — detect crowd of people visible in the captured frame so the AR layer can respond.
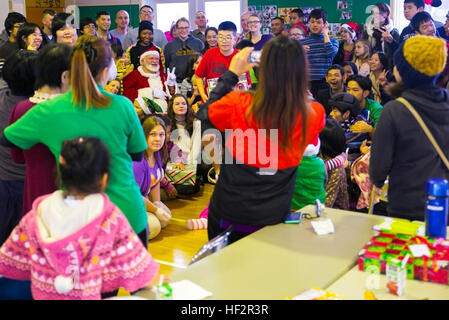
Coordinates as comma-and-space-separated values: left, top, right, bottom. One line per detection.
0, 0, 448, 299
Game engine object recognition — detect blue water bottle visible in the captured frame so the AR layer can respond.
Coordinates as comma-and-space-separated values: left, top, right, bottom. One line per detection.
425, 178, 449, 239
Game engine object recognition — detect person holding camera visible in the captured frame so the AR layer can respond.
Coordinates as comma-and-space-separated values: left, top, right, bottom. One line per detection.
196, 36, 325, 244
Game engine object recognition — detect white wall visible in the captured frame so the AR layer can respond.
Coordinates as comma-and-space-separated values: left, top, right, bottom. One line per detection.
13, 0, 25, 14
0, 2, 10, 33
0, 0, 26, 33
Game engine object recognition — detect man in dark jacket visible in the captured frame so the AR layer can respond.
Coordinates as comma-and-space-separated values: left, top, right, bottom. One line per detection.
370, 35, 449, 221
164, 17, 204, 84
0, 12, 26, 75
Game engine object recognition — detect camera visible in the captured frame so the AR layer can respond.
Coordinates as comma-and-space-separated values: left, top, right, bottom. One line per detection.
248, 50, 262, 63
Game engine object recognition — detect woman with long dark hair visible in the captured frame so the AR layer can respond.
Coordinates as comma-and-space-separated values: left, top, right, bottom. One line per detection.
368, 51, 395, 105
197, 36, 325, 243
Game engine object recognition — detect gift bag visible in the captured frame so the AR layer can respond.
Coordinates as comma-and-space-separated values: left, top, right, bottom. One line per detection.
165, 162, 200, 195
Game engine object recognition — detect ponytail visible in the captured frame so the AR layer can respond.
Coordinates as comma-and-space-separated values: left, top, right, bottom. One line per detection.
70, 37, 111, 109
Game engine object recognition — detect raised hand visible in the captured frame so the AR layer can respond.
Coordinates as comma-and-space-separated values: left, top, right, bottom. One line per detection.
378, 70, 389, 86
166, 67, 177, 87
381, 29, 393, 43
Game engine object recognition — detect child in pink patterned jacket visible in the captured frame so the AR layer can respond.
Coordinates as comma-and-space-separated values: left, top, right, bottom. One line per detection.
0, 137, 163, 300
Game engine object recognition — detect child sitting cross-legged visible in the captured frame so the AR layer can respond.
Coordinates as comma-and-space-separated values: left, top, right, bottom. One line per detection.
133, 116, 172, 240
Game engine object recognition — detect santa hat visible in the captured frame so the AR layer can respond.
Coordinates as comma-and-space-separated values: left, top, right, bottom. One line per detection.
340, 23, 356, 40
140, 49, 160, 65
303, 135, 321, 157
139, 47, 166, 80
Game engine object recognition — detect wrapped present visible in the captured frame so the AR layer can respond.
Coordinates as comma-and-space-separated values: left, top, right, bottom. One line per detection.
373, 218, 425, 236
358, 232, 449, 285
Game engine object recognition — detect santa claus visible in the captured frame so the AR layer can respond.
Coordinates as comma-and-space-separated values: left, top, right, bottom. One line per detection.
123, 49, 177, 114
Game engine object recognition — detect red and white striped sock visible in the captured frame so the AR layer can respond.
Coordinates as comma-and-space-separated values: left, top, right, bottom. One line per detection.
186, 218, 208, 230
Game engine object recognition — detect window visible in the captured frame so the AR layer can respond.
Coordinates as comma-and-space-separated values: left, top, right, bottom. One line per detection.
152, 0, 243, 33
156, 2, 190, 33
391, 0, 410, 32
205, 1, 242, 33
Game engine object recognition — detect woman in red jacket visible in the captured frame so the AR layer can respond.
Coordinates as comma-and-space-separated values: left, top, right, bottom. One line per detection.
197, 36, 325, 243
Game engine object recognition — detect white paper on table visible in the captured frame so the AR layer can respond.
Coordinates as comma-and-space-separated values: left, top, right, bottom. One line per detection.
311, 218, 335, 235
170, 280, 212, 300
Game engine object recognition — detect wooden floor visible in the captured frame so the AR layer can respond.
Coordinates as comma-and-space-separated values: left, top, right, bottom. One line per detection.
118, 183, 214, 296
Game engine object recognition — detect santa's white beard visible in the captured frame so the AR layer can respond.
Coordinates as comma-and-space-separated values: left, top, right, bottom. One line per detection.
143, 63, 160, 74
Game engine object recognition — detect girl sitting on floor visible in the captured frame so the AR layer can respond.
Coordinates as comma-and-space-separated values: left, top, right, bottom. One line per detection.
133, 116, 172, 240
166, 94, 203, 194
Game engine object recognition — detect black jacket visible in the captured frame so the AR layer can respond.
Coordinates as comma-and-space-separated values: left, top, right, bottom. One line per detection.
333, 40, 353, 66
370, 85, 449, 220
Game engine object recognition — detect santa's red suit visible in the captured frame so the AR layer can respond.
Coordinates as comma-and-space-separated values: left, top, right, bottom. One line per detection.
123, 50, 170, 112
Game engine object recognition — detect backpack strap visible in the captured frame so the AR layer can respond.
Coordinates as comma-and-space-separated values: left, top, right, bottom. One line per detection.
396, 97, 449, 170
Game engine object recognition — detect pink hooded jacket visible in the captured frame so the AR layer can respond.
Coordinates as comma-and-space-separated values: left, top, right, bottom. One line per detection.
0, 193, 159, 300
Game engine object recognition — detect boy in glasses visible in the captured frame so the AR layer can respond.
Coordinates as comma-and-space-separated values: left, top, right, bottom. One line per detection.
194, 21, 251, 102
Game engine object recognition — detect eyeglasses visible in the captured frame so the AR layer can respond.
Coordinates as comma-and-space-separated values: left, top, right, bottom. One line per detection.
140, 10, 153, 15
177, 27, 189, 30
247, 20, 260, 25
217, 35, 233, 42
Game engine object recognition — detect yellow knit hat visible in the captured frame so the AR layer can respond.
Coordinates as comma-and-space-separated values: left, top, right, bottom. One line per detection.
403, 35, 447, 77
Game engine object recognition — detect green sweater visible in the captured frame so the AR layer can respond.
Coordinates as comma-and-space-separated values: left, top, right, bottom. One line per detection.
364, 98, 383, 128
291, 155, 326, 211
4, 87, 148, 234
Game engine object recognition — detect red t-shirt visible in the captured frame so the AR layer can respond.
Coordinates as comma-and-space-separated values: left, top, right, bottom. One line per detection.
195, 47, 251, 94
208, 92, 326, 170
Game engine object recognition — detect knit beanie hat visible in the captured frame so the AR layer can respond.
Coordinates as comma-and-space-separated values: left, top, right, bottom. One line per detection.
328, 92, 361, 118
394, 35, 447, 88
139, 20, 153, 35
